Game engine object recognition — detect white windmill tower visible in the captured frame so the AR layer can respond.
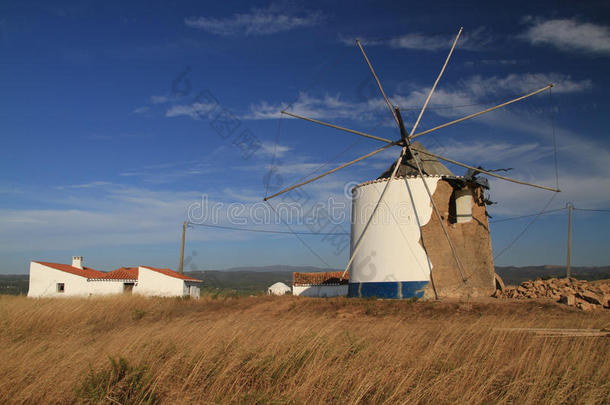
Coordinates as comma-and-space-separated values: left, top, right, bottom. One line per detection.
264, 28, 560, 299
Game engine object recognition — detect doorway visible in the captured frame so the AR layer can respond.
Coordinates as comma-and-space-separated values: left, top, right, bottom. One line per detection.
123, 283, 135, 294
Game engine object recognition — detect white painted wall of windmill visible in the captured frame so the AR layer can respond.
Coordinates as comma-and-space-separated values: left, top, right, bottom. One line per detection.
27, 262, 90, 297
350, 177, 440, 284
293, 285, 348, 297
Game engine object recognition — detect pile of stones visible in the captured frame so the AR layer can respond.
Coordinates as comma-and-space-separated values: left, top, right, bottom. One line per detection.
493, 277, 610, 311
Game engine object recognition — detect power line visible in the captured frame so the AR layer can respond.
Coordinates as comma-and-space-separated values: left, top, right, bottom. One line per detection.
188, 221, 349, 236
493, 193, 559, 261
573, 208, 610, 213
264, 200, 333, 267
489, 207, 566, 224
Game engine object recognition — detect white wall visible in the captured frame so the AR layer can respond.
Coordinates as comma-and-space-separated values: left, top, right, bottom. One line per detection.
185, 282, 200, 298
27, 262, 90, 297
268, 283, 291, 295
350, 177, 440, 284
88, 280, 131, 296
293, 285, 348, 297
133, 267, 188, 297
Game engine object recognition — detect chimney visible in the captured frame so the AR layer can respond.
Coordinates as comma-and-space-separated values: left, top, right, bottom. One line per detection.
72, 256, 83, 269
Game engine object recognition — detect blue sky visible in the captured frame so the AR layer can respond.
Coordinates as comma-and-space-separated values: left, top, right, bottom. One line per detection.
1, 0, 610, 273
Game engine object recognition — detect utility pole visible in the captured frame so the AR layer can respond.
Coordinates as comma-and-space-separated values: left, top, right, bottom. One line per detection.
179, 221, 187, 274
566, 204, 573, 279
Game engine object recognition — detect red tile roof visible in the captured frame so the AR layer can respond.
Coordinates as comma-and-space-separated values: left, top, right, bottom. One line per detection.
98, 267, 139, 280
293, 271, 349, 286
141, 266, 202, 282
35, 261, 202, 283
35, 261, 106, 279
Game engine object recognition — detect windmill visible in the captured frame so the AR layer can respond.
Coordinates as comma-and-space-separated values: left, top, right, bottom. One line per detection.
263, 28, 560, 299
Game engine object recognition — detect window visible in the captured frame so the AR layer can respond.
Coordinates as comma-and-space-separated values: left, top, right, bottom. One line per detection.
450, 188, 473, 224
56, 283, 65, 293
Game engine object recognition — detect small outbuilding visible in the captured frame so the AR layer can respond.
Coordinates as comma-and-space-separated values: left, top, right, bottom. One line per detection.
267, 282, 291, 295
292, 272, 348, 297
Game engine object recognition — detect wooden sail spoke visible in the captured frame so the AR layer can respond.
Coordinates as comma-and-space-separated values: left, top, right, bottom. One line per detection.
264, 142, 400, 201
356, 39, 400, 127
281, 111, 394, 144
410, 147, 561, 192
410, 85, 553, 140
408, 27, 463, 137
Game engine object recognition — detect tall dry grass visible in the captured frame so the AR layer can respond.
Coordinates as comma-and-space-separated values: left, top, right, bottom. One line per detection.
0, 295, 608, 404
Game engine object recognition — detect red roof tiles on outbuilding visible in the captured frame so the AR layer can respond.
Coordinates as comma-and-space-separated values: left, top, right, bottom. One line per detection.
141, 266, 202, 282
98, 267, 139, 280
293, 271, 349, 286
35, 261, 106, 279
35, 261, 202, 282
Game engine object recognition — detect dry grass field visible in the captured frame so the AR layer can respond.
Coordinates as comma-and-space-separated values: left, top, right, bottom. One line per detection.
0, 295, 608, 404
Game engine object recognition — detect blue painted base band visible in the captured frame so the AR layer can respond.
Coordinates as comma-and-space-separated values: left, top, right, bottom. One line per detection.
348, 281, 429, 299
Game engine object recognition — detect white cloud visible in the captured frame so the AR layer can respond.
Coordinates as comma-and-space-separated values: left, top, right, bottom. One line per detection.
428, 141, 552, 167
131, 106, 150, 114
259, 141, 291, 158
337, 35, 384, 47
185, 4, 323, 36
246, 91, 386, 121
246, 72, 590, 124
117, 160, 218, 184
522, 18, 610, 55
0, 184, 202, 252
57, 181, 114, 190
340, 27, 492, 52
488, 172, 610, 217
165, 102, 217, 119
0, 174, 358, 255
150, 95, 170, 104
460, 73, 592, 97
389, 33, 451, 51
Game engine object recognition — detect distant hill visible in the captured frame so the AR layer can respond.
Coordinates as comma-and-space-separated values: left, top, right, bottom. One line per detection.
2, 265, 610, 295
0, 274, 29, 295
186, 270, 293, 295
198, 265, 340, 273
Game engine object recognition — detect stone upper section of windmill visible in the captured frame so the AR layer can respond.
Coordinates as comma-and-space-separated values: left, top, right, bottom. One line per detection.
420, 181, 496, 298
377, 142, 454, 179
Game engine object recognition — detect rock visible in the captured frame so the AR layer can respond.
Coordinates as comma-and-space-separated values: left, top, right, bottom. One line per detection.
559, 295, 576, 306
577, 291, 604, 306
498, 278, 608, 309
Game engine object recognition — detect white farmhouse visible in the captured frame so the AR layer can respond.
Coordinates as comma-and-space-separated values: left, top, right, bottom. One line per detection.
292, 272, 348, 298
27, 256, 201, 298
267, 282, 291, 295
